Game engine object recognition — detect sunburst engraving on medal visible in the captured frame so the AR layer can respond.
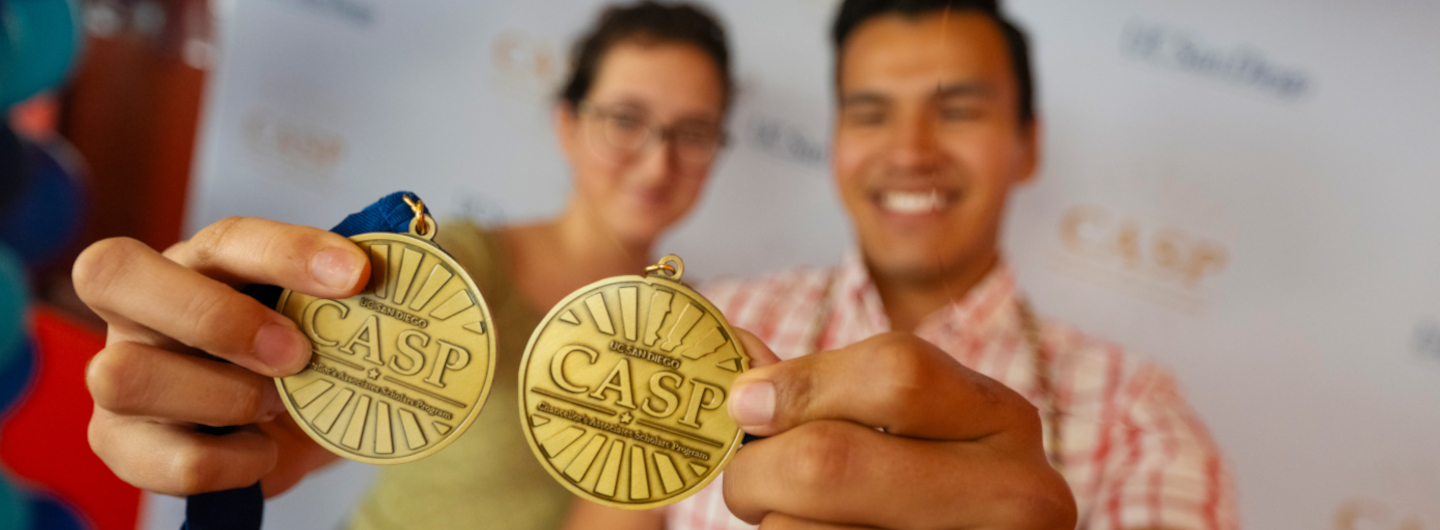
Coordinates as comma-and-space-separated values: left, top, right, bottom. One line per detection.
519, 255, 748, 509
274, 223, 496, 465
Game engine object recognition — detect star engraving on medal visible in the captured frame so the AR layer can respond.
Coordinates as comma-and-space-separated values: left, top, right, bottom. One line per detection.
618, 412, 633, 425
367, 368, 382, 380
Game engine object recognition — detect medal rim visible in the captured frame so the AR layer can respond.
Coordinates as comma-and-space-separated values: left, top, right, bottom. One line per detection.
274, 231, 498, 465
517, 272, 750, 510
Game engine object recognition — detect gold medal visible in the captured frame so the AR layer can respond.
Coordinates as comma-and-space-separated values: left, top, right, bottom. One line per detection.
518, 255, 749, 509
273, 199, 496, 464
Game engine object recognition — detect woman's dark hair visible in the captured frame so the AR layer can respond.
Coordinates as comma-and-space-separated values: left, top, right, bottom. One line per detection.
832, 0, 1035, 124
559, 1, 733, 110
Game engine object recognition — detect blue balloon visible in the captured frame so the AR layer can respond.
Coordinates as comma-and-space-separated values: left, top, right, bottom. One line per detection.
0, 244, 27, 358
0, 338, 34, 415
23, 491, 86, 530
0, 125, 22, 209
0, 470, 32, 530
0, 0, 82, 108
0, 139, 87, 271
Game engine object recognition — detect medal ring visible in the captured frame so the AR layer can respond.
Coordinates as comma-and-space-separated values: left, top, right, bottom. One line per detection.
402, 195, 435, 237
644, 254, 684, 281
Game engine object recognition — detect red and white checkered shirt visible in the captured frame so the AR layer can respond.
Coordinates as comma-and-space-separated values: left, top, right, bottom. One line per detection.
666, 255, 1238, 530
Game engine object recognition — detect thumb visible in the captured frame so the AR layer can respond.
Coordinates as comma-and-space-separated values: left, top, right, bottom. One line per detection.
733, 328, 780, 368
730, 328, 781, 436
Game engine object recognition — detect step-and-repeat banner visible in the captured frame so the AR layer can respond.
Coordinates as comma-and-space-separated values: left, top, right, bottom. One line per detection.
150, 0, 1440, 528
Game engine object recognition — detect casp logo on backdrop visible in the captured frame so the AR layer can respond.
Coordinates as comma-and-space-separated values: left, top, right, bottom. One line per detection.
242, 110, 347, 180
489, 30, 563, 100
1334, 498, 1426, 530
1053, 204, 1229, 312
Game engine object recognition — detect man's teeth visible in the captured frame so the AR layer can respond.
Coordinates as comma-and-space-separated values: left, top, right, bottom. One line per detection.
881, 190, 946, 214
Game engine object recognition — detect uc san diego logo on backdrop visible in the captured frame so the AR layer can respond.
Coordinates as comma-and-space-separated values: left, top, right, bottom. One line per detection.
1121, 20, 1313, 101
269, 0, 375, 28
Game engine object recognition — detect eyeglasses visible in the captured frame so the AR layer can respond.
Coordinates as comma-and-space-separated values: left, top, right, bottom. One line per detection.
579, 103, 727, 168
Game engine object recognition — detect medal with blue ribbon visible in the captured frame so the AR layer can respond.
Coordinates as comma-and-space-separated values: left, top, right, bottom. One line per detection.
184, 191, 496, 529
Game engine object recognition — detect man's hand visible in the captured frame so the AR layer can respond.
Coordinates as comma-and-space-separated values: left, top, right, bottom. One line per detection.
75, 217, 371, 497
722, 330, 1076, 530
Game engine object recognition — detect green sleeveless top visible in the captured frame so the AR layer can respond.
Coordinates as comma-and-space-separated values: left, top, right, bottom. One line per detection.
348, 220, 572, 530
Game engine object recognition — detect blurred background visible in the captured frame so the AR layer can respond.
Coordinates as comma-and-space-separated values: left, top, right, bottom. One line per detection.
1, 0, 1438, 529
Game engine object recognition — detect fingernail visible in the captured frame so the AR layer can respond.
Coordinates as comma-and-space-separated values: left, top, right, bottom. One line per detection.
729, 381, 775, 429
254, 319, 310, 374
310, 247, 364, 292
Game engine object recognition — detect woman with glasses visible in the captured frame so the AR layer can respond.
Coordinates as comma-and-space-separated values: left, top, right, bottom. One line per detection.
74, 2, 733, 529
349, 3, 733, 529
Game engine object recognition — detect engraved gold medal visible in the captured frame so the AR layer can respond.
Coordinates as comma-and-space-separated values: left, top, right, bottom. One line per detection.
274, 201, 496, 464
519, 255, 749, 509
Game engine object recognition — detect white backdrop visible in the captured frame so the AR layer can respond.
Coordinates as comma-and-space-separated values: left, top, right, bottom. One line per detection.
147, 0, 1440, 528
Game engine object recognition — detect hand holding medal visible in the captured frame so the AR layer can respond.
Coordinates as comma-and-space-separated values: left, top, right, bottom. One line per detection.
76, 216, 372, 497
77, 192, 502, 530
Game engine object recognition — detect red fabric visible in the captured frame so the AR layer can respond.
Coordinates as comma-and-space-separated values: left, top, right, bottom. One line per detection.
0, 306, 141, 530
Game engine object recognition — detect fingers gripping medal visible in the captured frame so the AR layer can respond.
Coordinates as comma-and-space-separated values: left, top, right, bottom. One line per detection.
273, 197, 496, 464
519, 255, 749, 509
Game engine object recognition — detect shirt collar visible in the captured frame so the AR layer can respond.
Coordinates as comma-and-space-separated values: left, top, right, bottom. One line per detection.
834, 250, 1020, 341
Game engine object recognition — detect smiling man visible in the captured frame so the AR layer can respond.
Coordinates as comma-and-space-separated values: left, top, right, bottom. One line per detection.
569, 0, 1238, 529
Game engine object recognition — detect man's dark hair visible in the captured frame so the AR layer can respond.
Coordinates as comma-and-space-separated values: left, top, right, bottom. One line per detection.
832, 0, 1035, 124
560, 1, 733, 110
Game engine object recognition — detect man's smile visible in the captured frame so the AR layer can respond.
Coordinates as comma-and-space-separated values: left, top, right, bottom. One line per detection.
871, 187, 960, 217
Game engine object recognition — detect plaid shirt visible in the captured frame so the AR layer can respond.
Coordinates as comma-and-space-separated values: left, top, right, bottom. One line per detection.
666, 255, 1239, 530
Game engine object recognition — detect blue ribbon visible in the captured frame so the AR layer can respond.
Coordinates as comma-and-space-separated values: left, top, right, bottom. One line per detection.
182, 191, 428, 530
